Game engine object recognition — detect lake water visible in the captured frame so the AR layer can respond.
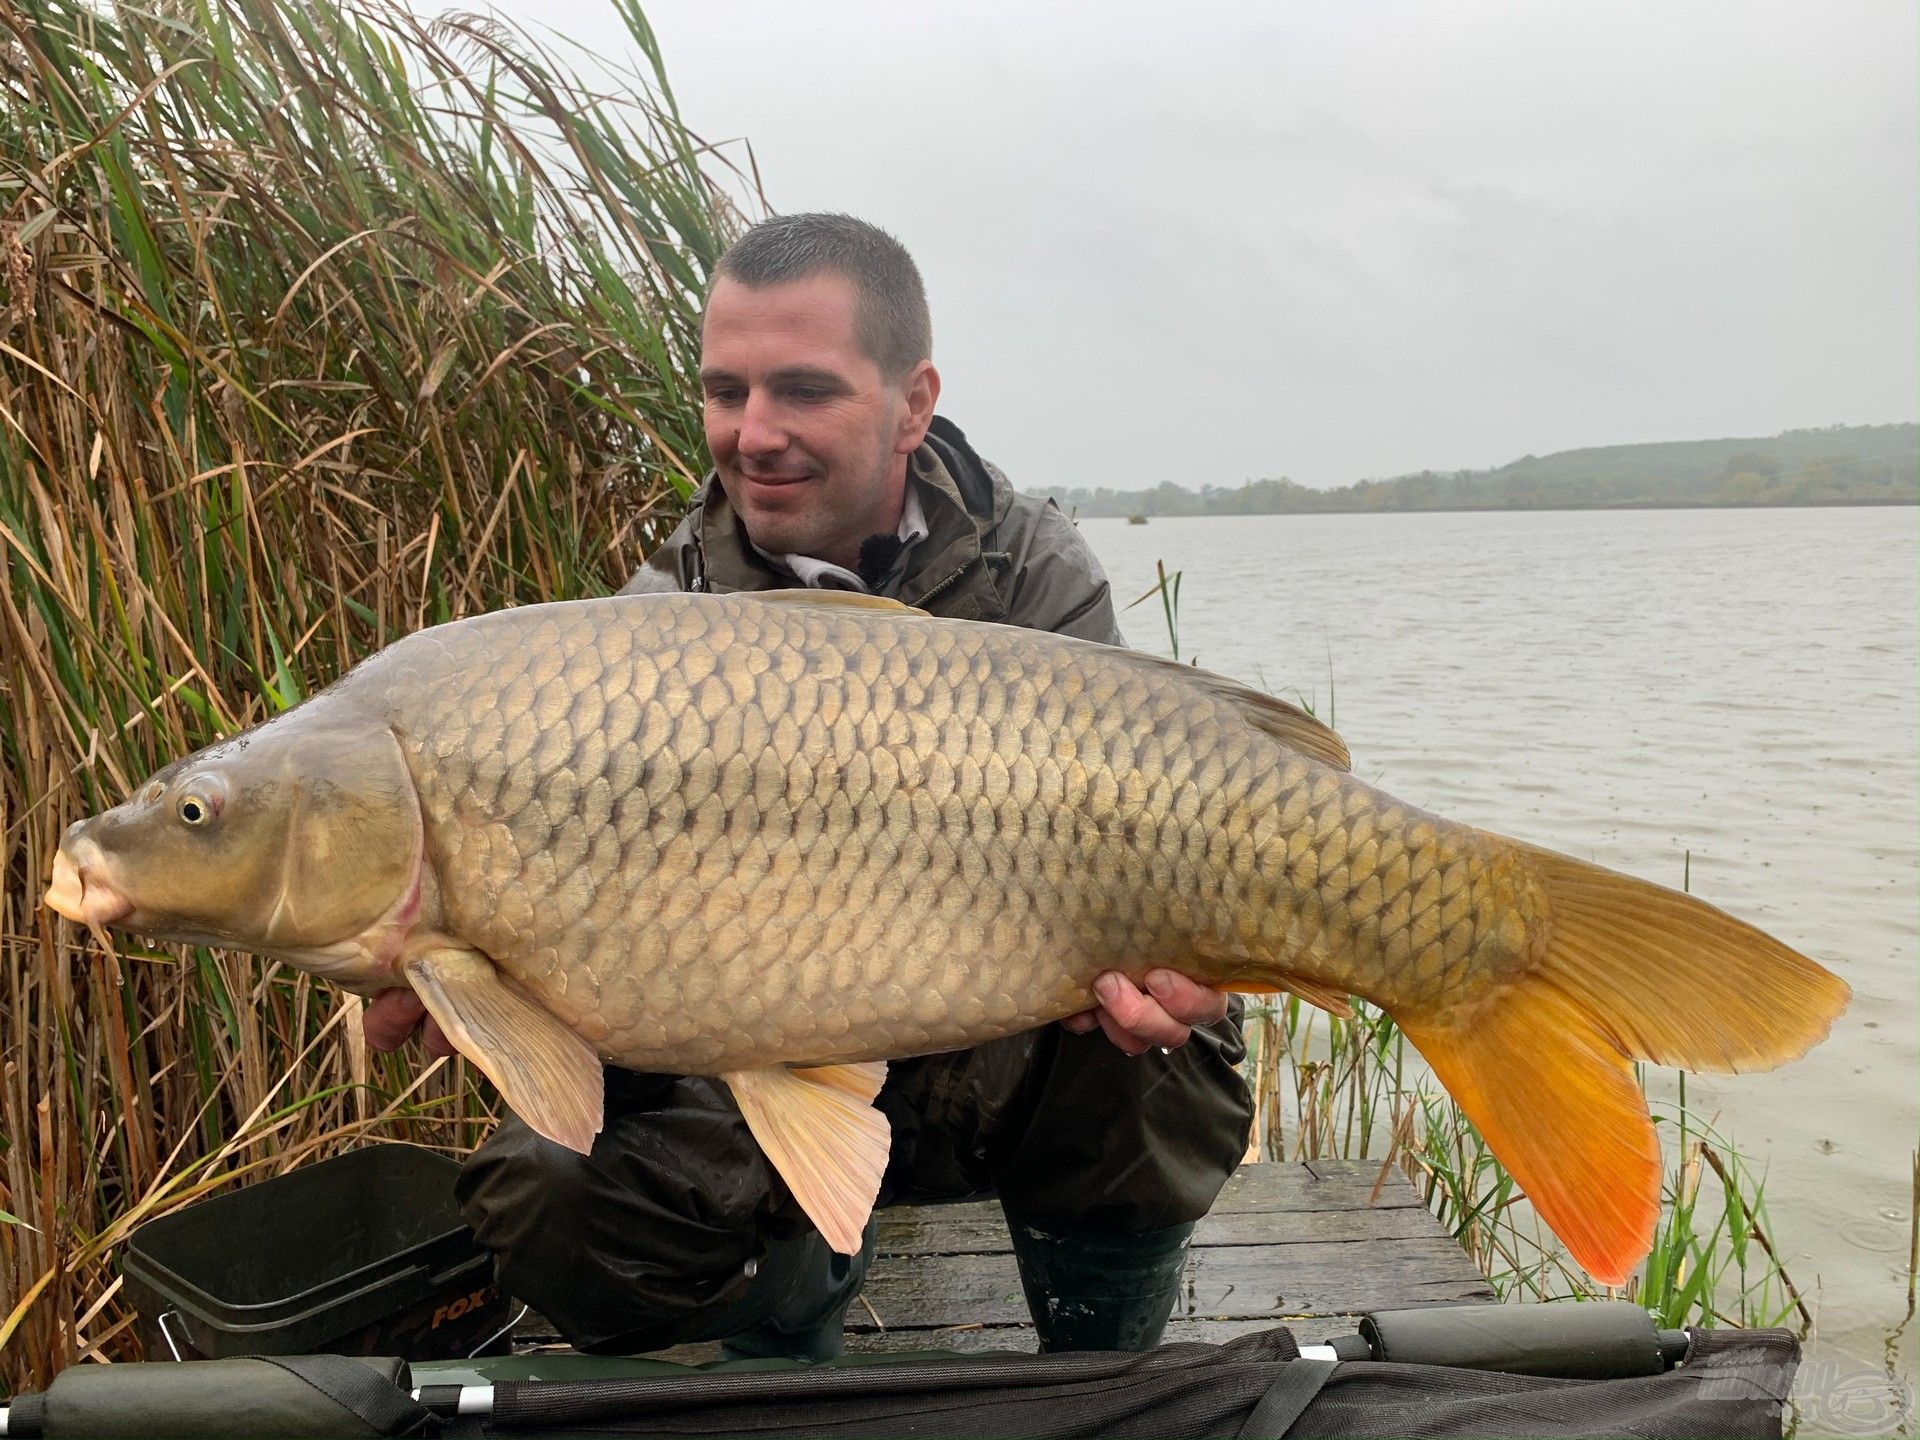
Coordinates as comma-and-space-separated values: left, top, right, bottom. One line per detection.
1081, 506, 1917, 1427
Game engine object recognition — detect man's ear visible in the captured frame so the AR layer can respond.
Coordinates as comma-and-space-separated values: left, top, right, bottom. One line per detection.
893, 361, 941, 455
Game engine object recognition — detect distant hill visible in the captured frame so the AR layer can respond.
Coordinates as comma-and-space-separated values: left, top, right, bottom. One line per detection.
1040, 423, 1919, 517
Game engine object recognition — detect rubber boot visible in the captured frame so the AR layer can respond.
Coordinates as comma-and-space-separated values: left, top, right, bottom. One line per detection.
720, 1216, 878, 1363
1005, 1215, 1195, 1352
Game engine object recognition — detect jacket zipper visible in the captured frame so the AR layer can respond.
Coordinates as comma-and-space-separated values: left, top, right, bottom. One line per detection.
913, 558, 975, 610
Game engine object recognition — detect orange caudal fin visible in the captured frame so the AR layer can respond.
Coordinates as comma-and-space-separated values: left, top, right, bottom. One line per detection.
1398, 844, 1850, 1288
1400, 985, 1660, 1287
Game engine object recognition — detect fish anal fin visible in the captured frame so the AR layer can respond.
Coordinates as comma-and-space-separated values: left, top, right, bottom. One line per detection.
1227, 977, 1356, 1018
723, 1062, 890, 1256
1195, 941, 1357, 1019
403, 946, 603, 1155
1269, 976, 1355, 1019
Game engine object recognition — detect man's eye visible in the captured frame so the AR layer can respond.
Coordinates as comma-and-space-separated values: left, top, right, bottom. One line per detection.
705, 388, 744, 406
790, 387, 827, 402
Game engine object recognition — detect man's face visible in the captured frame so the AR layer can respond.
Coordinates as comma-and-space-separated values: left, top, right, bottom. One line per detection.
700, 271, 938, 571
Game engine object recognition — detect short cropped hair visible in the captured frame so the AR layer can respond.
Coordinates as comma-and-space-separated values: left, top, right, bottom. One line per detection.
712, 214, 932, 378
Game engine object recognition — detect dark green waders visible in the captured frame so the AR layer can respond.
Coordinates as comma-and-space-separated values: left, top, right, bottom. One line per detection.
458, 1017, 1252, 1360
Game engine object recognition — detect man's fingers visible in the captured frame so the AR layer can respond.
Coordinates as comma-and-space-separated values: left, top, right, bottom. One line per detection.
362, 990, 459, 1060
1060, 1009, 1099, 1035
363, 989, 428, 1052
1092, 972, 1193, 1051
1093, 1007, 1157, 1057
1143, 968, 1231, 1026
421, 1014, 456, 1060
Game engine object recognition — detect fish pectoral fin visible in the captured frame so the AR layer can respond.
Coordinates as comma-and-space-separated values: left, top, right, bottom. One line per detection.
747, 591, 930, 618
722, 1062, 891, 1256
403, 946, 603, 1155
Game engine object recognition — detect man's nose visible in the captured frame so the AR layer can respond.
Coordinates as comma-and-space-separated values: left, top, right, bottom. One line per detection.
736, 391, 787, 457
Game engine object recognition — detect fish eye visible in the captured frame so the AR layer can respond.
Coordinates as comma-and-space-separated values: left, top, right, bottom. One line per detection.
177, 793, 218, 826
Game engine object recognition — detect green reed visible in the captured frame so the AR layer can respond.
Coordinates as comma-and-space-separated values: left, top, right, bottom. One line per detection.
0, 0, 747, 1388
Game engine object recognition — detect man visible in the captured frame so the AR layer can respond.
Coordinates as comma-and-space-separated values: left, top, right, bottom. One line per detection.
365, 213, 1253, 1360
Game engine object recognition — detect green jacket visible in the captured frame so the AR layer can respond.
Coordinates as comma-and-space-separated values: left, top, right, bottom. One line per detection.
619, 417, 1124, 643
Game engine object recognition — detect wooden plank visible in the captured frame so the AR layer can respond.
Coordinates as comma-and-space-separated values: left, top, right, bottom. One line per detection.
875, 1159, 1431, 1256
875, 1160, 1426, 1256
859, 1161, 1490, 1336
854, 1236, 1490, 1332
877, 1199, 1441, 1257
1204, 1160, 1430, 1214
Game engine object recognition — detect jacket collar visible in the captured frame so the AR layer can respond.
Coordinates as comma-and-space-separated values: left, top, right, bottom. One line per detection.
687, 432, 1008, 620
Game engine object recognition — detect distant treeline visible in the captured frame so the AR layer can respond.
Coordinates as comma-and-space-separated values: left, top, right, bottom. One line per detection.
1041, 423, 1919, 516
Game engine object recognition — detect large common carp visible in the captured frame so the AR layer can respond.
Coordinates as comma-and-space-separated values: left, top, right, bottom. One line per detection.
45, 591, 1848, 1283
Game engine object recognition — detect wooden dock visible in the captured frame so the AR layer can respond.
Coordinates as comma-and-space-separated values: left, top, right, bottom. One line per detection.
845, 1157, 1493, 1354
518, 1157, 1492, 1361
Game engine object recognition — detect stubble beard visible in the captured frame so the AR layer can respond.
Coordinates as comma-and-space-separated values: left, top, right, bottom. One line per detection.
732, 437, 899, 567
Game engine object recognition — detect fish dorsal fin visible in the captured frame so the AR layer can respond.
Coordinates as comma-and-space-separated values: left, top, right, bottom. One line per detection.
1121, 653, 1350, 771
722, 1061, 891, 1255
404, 946, 604, 1154
745, 591, 930, 617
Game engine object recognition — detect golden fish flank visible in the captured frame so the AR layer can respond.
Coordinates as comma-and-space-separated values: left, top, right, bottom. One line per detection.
44, 590, 1849, 1279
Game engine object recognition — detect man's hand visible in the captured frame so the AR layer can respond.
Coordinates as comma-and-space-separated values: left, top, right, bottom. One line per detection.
1061, 970, 1230, 1056
363, 988, 457, 1059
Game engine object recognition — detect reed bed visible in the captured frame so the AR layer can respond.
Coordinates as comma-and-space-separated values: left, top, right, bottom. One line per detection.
0, 0, 748, 1389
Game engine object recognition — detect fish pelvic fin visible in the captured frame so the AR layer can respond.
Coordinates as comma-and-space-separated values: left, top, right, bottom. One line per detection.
1398, 842, 1850, 1288
723, 1062, 891, 1256
403, 946, 604, 1155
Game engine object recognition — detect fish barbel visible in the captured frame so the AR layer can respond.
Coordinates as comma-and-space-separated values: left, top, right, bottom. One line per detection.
44, 590, 1848, 1282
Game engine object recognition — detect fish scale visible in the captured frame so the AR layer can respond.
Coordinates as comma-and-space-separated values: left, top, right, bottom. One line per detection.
47, 589, 1849, 1281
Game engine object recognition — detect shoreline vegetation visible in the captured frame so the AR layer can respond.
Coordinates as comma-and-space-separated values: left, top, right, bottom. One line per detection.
0, 0, 1874, 1397
1042, 423, 1919, 517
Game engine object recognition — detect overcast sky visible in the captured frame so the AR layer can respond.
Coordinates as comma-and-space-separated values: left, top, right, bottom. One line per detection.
487, 0, 1916, 490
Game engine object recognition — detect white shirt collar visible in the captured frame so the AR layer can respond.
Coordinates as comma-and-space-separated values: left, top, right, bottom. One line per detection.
753, 482, 929, 593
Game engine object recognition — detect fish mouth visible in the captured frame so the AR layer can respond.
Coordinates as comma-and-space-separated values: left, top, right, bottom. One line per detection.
45, 845, 133, 928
